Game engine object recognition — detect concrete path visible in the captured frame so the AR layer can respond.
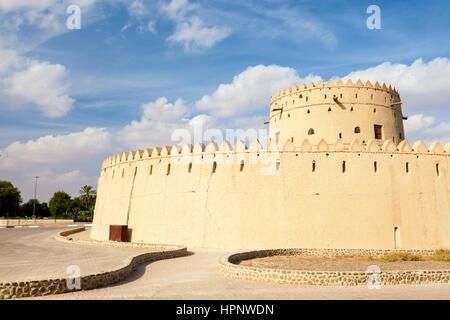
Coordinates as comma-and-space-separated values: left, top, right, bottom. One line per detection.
0, 226, 151, 283
1, 227, 449, 299
44, 249, 450, 300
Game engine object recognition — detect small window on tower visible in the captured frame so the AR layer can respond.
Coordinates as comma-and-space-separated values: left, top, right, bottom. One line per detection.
354, 127, 361, 134
374, 125, 383, 140
308, 128, 314, 135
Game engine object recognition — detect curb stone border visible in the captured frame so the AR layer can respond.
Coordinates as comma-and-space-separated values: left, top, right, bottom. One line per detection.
218, 248, 450, 286
0, 228, 187, 300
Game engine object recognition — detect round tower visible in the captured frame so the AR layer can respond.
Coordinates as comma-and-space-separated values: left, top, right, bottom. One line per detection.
268, 79, 406, 146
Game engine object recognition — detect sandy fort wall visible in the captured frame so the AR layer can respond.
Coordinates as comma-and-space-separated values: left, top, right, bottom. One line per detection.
91, 138, 450, 250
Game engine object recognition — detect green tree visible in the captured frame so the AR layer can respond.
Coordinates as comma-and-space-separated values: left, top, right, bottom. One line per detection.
19, 199, 36, 217
79, 185, 96, 208
39, 202, 50, 217
48, 191, 72, 218
0, 181, 22, 218
20, 199, 51, 218
68, 197, 85, 220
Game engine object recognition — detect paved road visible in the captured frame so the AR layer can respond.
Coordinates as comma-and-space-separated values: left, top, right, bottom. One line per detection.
1, 227, 449, 299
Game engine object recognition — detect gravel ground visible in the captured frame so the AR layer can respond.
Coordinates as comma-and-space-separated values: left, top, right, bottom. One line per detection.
239, 255, 450, 271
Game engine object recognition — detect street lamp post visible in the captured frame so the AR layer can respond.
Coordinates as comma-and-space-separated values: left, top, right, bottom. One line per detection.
32, 176, 39, 223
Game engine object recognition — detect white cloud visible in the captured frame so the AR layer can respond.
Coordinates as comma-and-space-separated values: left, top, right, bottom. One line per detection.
161, 0, 194, 20
118, 97, 218, 149
0, 0, 95, 34
3, 60, 75, 117
168, 16, 231, 51
0, 0, 58, 12
196, 64, 321, 117
118, 97, 191, 149
122, 0, 156, 35
0, 48, 22, 74
0, 127, 112, 167
404, 114, 450, 144
162, 0, 231, 51
128, 0, 145, 18
338, 57, 450, 113
404, 114, 435, 134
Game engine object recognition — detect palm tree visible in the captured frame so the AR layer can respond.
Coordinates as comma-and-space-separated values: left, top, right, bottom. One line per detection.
79, 185, 96, 209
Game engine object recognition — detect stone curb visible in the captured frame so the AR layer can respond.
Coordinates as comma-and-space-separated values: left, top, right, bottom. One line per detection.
218, 248, 450, 287
0, 228, 188, 300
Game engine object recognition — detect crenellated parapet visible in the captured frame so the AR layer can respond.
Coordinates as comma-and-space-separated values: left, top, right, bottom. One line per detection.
270, 79, 399, 103
101, 138, 449, 171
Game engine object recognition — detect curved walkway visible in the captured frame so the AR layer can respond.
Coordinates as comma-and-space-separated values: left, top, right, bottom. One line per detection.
39, 249, 450, 300
2, 227, 448, 299
0, 226, 156, 283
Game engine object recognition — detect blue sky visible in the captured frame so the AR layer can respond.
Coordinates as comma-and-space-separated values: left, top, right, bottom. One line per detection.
0, 0, 450, 202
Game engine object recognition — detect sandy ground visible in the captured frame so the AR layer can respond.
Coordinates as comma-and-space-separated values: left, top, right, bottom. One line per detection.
240, 255, 450, 271
1, 227, 449, 300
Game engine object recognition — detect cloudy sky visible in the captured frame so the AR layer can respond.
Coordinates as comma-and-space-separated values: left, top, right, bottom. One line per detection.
0, 0, 449, 202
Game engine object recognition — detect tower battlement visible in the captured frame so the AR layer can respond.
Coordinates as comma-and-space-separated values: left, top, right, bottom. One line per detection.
268, 80, 405, 147
270, 79, 399, 103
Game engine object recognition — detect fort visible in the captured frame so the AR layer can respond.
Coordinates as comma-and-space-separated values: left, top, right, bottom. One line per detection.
90, 79, 450, 251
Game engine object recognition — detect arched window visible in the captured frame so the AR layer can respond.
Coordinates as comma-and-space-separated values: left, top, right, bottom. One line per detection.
354, 126, 361, 134
188, 162, 192, 173
308, 128, 314, 135
166, 163, 171, 176
212, 161, 217, 174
